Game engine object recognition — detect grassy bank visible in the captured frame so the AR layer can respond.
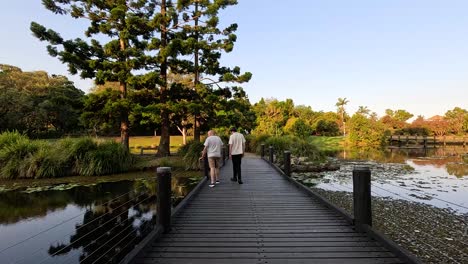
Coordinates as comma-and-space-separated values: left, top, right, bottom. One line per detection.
0, 132, 135, 179
123, 136, 190, 154
308, 136, 344, 152
0, 132, 204, 179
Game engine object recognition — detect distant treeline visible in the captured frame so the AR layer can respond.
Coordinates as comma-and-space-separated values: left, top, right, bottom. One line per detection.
1, 65, 466, 147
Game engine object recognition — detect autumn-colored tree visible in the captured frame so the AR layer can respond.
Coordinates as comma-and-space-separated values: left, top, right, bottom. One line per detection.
445, 107, 468, 135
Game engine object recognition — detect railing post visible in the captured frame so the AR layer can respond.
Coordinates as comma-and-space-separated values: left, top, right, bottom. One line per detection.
157, 167, 172, 233
222, 144, 226, 166
261, 144, 265, 159
269, 146, 274, 163
284, 151, 291, 176
203, 155, 209, 179
423, 136, 427, 148
353, 166, 372, 232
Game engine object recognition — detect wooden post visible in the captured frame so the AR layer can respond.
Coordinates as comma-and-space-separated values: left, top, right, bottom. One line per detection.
284, 151, 291, 177
443, 135, 446, 146
434, 135, 436, 147
423, 136, 427, 148
157, 167, 172, 233
397, 135, 401, 147
405, 135, 409, 146
353, 166, 372, 232
222, 145, 226, 166
203, 155, 209, 179
261, 144, 265, 158
269, 145, 274, 163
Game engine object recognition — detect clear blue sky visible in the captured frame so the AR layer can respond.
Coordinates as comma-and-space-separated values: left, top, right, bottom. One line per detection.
1, 0, 467, 118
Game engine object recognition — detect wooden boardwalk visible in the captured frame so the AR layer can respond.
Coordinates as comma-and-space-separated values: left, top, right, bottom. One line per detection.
134, 156, 405, 264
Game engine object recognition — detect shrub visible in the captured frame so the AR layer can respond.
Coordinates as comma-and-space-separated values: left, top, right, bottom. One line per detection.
178, 140, 205, 170
246, 134, 270, 154
23, 141, 69, 178
0, 135, 41, 179
77, 140, 132, 176
0, 132, 134, 178
290, 137, 324, 162
264, 136, 292, 163
0, 131, 28, 149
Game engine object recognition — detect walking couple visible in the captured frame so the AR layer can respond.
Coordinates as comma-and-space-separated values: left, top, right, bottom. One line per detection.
201, 127, 246, 188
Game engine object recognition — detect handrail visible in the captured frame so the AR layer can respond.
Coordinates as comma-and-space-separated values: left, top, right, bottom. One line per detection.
260, 146, 422, 264
121, 151, 228, 264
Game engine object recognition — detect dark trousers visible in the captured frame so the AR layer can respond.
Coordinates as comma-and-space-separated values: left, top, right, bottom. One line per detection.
231, 154, 242, 180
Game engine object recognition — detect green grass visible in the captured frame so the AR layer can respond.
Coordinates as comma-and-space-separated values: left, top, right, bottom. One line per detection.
308, 136, 344, 152
104, 136, 191, 154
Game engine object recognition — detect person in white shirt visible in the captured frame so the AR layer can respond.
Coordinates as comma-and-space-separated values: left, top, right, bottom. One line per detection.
201, 130, 224, 188
228, 127, 246, 184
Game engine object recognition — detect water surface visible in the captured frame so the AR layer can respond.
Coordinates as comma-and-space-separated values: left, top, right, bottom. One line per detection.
0, 171, 199, 264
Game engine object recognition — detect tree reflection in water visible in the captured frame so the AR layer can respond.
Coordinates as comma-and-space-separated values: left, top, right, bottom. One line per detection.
337, 146, 467, 177
0, 172, 199, 264
48, 191, 156, 264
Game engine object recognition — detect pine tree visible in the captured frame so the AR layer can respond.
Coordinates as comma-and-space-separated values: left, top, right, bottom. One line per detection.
31, 0, 157, 150
175, 0, 252, 141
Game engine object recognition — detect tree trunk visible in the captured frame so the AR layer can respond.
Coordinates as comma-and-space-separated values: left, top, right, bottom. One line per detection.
193, 116, 201, 142
192, 3, 201, 143
119, 34, 129, 151
177, 126, 187, 145
157, 0, 170, 156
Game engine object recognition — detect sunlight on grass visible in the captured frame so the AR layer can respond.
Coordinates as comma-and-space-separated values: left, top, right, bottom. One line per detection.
107, 136, 192, 154
309, 136, 344, 152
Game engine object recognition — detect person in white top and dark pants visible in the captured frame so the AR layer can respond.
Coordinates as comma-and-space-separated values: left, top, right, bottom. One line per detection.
228, 127, 246, 184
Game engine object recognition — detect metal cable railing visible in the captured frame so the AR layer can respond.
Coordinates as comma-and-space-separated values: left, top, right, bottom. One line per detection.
37, 192, 154, 264
1, 167, 203, 264
381, 181, 468, 211
266, 146, 468, 263
0, 185, 149, 257
56, 195, 155, 264
371, 184, 468, 247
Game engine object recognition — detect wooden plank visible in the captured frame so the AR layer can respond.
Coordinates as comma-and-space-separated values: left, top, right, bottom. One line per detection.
150, 242, 383, 248
143, 252, 397, 258
136, 259, 403, 264
159, 236, 371, 242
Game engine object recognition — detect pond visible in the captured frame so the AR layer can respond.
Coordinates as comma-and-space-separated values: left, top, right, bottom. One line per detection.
295, 146, 468, 214
0, 170, 201, 264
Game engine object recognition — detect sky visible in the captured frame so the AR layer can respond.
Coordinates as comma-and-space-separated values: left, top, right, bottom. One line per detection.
1, 0, 467, 119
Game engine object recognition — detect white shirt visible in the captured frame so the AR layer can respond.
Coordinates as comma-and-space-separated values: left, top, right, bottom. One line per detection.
229, 132, 246, 155
204, 135, 223, 157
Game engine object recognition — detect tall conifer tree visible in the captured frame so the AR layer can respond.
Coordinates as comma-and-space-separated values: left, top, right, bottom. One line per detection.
31, 0, 157, 150
175, 0, 252, 141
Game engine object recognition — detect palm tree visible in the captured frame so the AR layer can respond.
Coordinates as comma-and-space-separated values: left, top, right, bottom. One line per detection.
357, 106, 371, 116
335, 97, 349, 136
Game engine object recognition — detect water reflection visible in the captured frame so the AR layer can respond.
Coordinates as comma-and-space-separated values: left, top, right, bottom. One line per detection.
0, 172, 200, 264
296, 146, 468, 213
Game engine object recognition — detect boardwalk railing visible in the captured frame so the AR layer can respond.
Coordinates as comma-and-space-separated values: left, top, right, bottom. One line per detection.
261, 145, 468, 263
260, 144, 422, 264
389, 135, 467, 148
122, 145, 228, 264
